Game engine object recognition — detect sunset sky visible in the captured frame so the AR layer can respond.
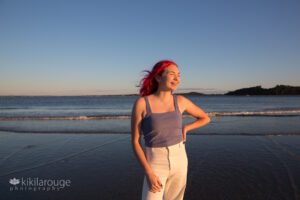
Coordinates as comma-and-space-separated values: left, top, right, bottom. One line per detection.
0, 0, 299, 95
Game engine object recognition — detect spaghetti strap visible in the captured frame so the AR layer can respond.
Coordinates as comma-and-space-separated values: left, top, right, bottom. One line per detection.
144, 96, 152, 114
173, 95, 179, 112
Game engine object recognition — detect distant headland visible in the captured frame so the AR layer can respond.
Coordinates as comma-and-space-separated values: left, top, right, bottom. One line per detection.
224, 85, 300, 95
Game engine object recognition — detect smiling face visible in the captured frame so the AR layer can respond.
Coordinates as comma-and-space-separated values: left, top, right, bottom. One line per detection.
155, 64, 181, 91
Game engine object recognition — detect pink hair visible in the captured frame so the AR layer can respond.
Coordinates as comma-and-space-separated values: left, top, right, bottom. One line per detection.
138, 60, 178, 97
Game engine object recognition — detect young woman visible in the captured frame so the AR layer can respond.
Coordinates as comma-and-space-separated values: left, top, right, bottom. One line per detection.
131, 60, 211, 200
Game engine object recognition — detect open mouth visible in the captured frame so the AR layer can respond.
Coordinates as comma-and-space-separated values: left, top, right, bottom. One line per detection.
171, 82, 178, 86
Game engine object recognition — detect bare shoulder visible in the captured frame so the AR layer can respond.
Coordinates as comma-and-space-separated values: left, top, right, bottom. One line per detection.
133, 96, 145, 110
175, 94, 210, 119
132, 96, 146, 118
176, 95, 189, 102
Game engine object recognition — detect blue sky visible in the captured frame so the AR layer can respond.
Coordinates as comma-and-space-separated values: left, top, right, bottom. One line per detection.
0, 0, 299, 95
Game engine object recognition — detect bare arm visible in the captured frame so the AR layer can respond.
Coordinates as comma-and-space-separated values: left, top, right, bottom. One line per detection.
131, 97, 153, 176
179, 95, 211, 133
131, 97, 163, 192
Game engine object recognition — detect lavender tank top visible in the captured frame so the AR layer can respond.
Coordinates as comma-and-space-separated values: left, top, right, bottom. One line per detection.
141, 94, 183, 147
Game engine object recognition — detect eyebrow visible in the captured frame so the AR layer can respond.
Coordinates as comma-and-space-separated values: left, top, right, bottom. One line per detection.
168, 70, 180, 74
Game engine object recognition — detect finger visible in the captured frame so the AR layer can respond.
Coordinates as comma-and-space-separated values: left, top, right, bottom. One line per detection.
150, 187, 160, 193
153, 184, 160, 191
152, 188, 160, 193
157, 179, 163, 188
154, 185, 161, 191
154, 184, 162, 192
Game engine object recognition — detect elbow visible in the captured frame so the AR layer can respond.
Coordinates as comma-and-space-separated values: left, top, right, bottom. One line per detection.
197, 116, 210, 125
204, 116, 211, 124
206, 116, 211, 124
131, 138, 140, 147
131, 140, 138, 150
207, 116, 211, 123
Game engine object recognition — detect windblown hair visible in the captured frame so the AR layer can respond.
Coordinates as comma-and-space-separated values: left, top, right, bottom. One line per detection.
138, 60, 178, 97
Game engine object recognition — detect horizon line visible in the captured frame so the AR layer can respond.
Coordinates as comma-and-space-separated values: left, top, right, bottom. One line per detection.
0, 84, 298, 96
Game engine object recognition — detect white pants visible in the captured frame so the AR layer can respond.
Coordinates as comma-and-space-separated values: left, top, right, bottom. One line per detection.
141, 141, 188, 200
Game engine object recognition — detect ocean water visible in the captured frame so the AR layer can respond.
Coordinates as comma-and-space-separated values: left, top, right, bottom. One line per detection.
0, 95, 300, 200
0, 95, 299, 135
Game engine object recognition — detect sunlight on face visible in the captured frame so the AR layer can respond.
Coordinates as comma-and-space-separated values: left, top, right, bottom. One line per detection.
158, 64, 181, 91
163, 64, 181, 82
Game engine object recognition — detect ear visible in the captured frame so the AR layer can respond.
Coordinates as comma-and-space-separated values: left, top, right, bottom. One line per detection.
154, 75, 161, 83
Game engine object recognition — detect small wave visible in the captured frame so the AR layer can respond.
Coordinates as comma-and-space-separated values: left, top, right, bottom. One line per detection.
0, 129, 299, 136
263, 107, 300, 111
210, 110, 300, 117
0, 109, 300, 121
0, 107, 31, 110
0, 128, 129, 134
0, 115, 131, 121
0, 107, 124, 111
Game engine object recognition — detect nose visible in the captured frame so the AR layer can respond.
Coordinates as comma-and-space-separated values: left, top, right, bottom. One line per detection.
174, 75, 180, 81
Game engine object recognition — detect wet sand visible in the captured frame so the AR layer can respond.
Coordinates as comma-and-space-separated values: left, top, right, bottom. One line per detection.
0, 131, 299, 200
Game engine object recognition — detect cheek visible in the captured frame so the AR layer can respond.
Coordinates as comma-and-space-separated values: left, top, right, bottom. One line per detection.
166, 76, 173, 81
162, 76, 170, 82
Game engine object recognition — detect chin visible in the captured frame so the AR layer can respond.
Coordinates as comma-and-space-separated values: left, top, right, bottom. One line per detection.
166, 84, 178, 91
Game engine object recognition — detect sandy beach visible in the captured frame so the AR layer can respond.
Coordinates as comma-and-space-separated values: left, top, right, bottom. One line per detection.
0, 131, 299, 200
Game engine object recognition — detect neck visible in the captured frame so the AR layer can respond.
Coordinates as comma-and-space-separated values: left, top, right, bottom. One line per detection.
153, 90, 173, 101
